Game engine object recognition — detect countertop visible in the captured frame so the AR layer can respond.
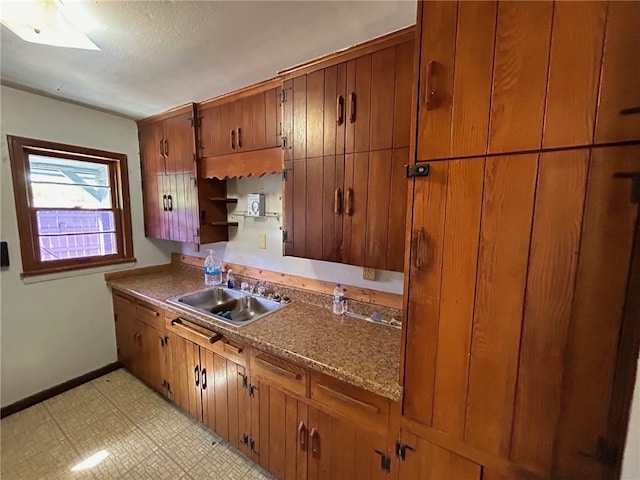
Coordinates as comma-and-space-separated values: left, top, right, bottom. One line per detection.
107, 265, 403, 402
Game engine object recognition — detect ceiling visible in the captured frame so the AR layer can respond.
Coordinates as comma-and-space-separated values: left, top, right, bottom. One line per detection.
0, 1, 417, 120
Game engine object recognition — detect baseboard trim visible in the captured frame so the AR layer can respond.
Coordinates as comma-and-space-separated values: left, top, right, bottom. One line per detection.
0, 362, 121, 419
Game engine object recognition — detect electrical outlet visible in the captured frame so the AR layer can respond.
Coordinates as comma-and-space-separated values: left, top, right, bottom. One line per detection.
363, 267, 376, 281
258, 233, 266, 249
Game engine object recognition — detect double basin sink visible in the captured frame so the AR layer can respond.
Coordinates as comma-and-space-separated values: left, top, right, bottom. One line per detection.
167, 286, 288, 327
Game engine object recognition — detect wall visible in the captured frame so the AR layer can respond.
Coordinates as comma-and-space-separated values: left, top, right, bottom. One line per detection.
183, 174, 404, 295
622, 368, 640, 479
0, 86, 175, 407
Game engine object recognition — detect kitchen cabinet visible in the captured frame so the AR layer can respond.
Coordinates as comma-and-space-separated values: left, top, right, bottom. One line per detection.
415, 1, 640, 159
281, 30, 413, 271
138, 104, 200, 243
112, 291, 137, 371
401, 145, 640, 478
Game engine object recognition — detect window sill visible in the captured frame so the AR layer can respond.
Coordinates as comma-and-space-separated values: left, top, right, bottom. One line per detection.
21, 258, 137, 284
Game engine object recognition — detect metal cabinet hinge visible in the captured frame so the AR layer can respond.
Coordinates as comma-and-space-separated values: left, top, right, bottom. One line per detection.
249, 384, 258, 398
282, 230, 288, 243
374, 450, 391, 473
280, 89, 287, 103
405, 164, 430, 178
242, 433, 249, 446
238, 372, 248, 389
250, 438, 259, 454
395, 441, 415, 461
282, 168, 288, 181
281, 136, 288, 150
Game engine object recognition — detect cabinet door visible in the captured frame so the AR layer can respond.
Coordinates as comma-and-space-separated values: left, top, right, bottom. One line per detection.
265, 86, 282, 149
141, 175, 164, 239
167, 332, 203, 422
199, 101, 236, 158
163, 110, 196, 174
345, 54, 372, 154
201, 350, 232, 442
396, 431, 481, 480
237, 92, 266, 153
255, 381, 307, 480
594, 1, 640, 144
113, 292, 136, 370
138, 120, 164, 176
139, 322, 165, 394
307, 406, 389, 480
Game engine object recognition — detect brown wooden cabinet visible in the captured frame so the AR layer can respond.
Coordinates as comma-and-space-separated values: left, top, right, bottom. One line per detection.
281, 31, 413, 272
138, 104, 200, 243
112, 291, 137, 371
415, 1, 640, 160
401, 145, 640, 478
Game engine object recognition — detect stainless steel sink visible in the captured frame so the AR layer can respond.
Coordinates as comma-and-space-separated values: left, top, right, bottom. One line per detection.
167, 286, 289, 327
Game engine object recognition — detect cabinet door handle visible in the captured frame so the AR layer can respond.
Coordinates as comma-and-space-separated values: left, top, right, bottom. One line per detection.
162, 194, 168, 211
424, 60, 437, 110
298, 421, 307, 451
224, 342, 243, 355
237, 127, 242, 148
336, 95, 344, 126
167, 194, 173, 212
230, 129, 235, 150
255, 355, 301, 380
345, 188, 353, 216
315, 382, 380, 414
164, 138, 169, 158
412, 227, 428, 269
194, 365, 200, 387
159, 138, 165, 157
349, 92, 356, 123
334, 188, 342, 215
201, 368, 207, 390
310, 428, 320, 458
170, 318, 223, 344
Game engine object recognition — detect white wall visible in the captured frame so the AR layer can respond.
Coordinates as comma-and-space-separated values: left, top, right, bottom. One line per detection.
183, 174, 404, 294
0, 86, 175, 407
622, 369, 640, 479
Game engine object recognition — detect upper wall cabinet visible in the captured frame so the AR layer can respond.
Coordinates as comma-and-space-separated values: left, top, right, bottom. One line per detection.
415, 1, 639, 161
197, 82, 283, 179
138, 104, 198, 175
280, 27, 414, 272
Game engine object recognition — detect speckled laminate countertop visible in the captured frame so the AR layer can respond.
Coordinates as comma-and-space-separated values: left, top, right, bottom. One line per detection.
107, 265, 403, 402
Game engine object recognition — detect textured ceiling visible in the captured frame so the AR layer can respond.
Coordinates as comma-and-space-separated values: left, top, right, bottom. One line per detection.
0, 1, 417, 120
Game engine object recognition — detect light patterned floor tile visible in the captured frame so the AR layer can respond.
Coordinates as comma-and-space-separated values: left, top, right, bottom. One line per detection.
187, 442, 255, 480
118, 450, 189, 479
158, 422, 222, 472
90, 370, 152, 407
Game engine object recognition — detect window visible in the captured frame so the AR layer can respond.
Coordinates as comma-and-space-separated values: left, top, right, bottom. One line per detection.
7, 136, 135, 276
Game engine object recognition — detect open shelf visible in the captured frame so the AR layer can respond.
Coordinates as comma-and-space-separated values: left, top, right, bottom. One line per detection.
230, 212, 281, 220
209, 221, 239, 227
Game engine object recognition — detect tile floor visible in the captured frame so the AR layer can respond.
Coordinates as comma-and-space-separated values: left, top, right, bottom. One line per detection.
0, 369, 273, 480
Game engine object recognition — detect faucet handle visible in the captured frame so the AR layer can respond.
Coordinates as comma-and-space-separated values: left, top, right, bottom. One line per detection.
256, 281, 266, 297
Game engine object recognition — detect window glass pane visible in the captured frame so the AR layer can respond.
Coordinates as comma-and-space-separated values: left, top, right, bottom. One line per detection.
29, 154, 112, 208
36, 210, 118, 261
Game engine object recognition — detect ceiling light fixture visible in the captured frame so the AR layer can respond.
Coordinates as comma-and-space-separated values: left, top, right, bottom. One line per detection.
0, 0, 100, 50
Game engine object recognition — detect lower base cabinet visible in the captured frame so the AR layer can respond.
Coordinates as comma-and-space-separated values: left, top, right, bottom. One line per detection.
396, 431, 482, 480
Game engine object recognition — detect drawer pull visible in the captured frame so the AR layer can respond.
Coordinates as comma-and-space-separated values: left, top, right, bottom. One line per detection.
255, 355, 301, 380
114, 293, 134, 305
224, 342, 243, 355
138, 304, 160, 317
170, 318, 222, 344
315, 382, 380, 414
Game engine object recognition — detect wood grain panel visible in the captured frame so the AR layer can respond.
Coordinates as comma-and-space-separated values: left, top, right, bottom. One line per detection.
292, 76, 307, 160
370, 47, 396, 151
595, 1, 640, 143
253, 91, 267, 150
510, 150, 589, 473
352, 55, 373, 153
488, 2, 553, 153
292, 158, 306, 258
365, 149, 392, 269
283, 79, 293, 162
214, 354, 229, 441
306, 70, 325, 159
265, 87, 279, 149
257, 380, 270, 470
342, 152, 369, 266
138, 120, 163, 175
283, 161, 294, 255
141, 174, 161, 239
402, 162, 449, 426
465, 154, 538, 456
554, 145, 640, 479
386, 147, 409, 272
322, 155, 343, 263
543, 2, 607, 149
416, 1, 458, 161
305, 156, 324, 260
201, 349, 215, 434
226, 361, 240, 449
451, 1, 496, 158
393, 40, 414, 149
323, 65, 338, 157
432, 159, 484, 439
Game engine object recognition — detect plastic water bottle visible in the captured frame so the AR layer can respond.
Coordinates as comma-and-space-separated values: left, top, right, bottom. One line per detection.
204, 249, 222, 286
332, 284, 346, 315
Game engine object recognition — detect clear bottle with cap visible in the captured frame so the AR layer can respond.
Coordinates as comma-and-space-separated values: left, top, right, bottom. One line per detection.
332, 284, 346, 314
204, 249, 223, 286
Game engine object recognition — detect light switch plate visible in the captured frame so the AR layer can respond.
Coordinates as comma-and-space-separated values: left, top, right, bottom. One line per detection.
363, 267, 376, 281
258, 234, 267, 249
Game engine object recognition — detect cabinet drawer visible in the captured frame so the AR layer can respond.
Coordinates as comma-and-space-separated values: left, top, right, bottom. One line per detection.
112, 291, 136, 316
165, 313, 222, 349
310, 373, 390, 433
136, 300, 164, 329
209, 338, 247, 366
250, 350, 308, 397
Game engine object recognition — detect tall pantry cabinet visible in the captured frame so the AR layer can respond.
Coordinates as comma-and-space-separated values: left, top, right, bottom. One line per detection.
400, 1, 640, 480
